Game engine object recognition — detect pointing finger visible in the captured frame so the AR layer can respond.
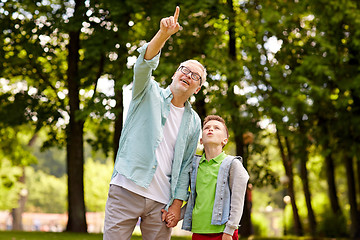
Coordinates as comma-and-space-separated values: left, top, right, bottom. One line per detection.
173, 6, 180, 23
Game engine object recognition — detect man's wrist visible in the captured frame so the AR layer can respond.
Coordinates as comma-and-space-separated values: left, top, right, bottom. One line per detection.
157, 29, 171, 41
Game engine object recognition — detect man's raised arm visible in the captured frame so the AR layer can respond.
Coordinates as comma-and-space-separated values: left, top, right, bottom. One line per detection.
144, 6, 181, 60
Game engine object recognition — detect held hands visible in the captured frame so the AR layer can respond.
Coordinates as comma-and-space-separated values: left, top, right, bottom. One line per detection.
161, 209, 178, 227
160, 6, 181, 37
161, 200, 182, 228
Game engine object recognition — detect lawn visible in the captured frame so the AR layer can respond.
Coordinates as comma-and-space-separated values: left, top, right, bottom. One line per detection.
0, 232, 350, 240
0, 231, 192, 240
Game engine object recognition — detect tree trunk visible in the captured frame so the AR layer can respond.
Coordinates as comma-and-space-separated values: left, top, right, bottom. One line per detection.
65, 0, 87, 232
298, 121, 316, 236
11, 134, 36, 230
237, 131, 252, 236
317, 115, 342, 215
324, 142, 342, 214
299, 152, 317, 236
276, 131, 303, 236
11, 167, 27, 231
112, 12, 131, 162
193, 89, 206, 121
357, 153, 360, 212
113, 87, 123, 162
344, 152, 360, 238
225, 0, 253, 236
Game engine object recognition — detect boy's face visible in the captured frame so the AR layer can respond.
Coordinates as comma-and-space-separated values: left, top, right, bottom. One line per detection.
200, 120, 228, 147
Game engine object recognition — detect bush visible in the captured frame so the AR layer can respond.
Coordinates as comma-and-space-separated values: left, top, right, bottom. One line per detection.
317, 210, 349, 238
26, 167, 67, 213
252, 212, 270, 236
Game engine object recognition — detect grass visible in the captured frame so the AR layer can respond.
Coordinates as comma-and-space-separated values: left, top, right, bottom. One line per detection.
0, 232, 350, 240
0, 231, 192, 240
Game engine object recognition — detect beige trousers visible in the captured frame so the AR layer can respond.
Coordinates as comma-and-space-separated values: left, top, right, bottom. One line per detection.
103, 184, 172, 240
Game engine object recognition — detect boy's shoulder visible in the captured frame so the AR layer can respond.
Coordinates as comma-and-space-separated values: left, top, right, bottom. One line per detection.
224, 155, 243, 163
193, 154, 243, 163
192, 154, 203, 167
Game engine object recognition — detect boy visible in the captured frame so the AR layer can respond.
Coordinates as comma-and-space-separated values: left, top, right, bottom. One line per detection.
167, 115, 249, 239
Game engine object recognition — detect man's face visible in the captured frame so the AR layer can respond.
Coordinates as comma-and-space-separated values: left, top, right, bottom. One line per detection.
171, 62, 203, 96
201, 120, 228, 147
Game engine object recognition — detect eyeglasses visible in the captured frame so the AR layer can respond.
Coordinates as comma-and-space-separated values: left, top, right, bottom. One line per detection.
177, 66, 202, 85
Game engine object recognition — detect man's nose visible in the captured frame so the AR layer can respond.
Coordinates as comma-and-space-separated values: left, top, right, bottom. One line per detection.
183, 72, 192, 79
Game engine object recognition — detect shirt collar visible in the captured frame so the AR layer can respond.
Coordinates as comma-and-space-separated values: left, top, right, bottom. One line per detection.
164, 86, 172, 99
200, 151, 226, 163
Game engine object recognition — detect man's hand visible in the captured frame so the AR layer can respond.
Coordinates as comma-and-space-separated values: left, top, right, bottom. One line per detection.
222, 233, 233, 240
161, 209, 176, 226
160, 6, 181, 37
164, 199, 182, 227
144, 6, 181, 60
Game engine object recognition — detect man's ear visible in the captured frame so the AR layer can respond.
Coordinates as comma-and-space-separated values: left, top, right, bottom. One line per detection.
194, 86, 202, 94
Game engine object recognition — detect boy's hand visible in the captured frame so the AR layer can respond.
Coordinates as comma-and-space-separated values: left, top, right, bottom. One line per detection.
222, 233, 232, 240
164, 199, 182, 227
161, 209, 176, 223
161, 209, 177, 227
159, 6, 181, 37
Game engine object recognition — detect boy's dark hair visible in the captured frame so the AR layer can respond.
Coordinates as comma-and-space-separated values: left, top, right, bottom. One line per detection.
203, 115, 229, 138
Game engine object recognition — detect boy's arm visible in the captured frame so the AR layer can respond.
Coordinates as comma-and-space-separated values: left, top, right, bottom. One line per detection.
224, 160, 249, 235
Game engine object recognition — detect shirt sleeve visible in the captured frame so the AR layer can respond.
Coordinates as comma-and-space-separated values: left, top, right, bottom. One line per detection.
224, 160, 249, 235
132, 43, 161, 100
173, 118, 201, 201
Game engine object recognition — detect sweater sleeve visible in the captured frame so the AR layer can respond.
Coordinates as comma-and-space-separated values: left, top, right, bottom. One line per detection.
223, 160, 249, 235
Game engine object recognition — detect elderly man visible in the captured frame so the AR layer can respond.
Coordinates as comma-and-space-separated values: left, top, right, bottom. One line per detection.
103, 6, 207, 240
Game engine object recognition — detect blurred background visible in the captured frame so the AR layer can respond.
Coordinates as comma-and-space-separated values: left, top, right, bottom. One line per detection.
0, 0, 359, 238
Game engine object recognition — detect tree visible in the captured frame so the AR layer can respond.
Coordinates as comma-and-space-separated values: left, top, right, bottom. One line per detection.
0, 0, 130, 231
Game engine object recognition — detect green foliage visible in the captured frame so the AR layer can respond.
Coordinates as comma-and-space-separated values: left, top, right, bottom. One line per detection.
313, 195, 349, 238
0, 159, 23, 210
317, 210, 349, 238
84, 158, 113, 212
1, 0, 360, 236
252, 212, 270, 236
25, 167, 67, 213
0, 125, 37, 166
31, 146, 66, 178
0, 124, 37, 210
24, 157, 113, 213
247, 131, 282, 188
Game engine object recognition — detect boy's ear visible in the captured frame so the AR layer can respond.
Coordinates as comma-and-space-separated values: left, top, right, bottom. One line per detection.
222, 138, 228, 147
200, 138, 203, 145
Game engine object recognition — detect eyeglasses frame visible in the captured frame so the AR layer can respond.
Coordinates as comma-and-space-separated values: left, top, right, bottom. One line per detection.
177, 66, 202, 86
